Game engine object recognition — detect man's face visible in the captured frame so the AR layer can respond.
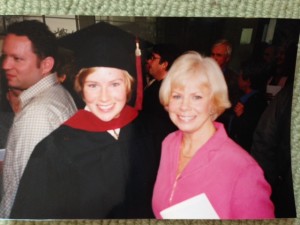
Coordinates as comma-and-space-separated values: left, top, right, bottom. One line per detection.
2, 34, 45, 90
211, 44, 230, 69
147, 53, 167, 81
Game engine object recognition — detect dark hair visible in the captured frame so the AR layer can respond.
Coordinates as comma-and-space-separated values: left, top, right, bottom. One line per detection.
6, 20, 58, 72
152, 43, 179, 70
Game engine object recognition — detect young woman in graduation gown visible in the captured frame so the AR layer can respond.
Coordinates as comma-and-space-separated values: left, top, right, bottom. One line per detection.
10, 59, 159, 218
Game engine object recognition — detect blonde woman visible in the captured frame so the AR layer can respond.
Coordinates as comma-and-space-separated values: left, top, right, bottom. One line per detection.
152, 51, 274, 219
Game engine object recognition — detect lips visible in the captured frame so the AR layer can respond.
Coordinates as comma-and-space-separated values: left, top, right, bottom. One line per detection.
5, 73, 16, 80
96, 103, 114, 112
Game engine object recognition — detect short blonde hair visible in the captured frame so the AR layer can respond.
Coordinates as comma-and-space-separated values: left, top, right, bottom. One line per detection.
159, 51, 231, 120
74, 67, 134, 101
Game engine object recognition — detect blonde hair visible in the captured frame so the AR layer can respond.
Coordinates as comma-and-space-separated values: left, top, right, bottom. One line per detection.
74, 67, 134, 101
159, 51, 231, 120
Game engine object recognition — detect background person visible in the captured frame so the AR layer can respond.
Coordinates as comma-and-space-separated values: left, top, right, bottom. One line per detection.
210, 39, 240, 134
152, 51, 274, 219
142, 43, 179, 125
266, 43, 297, 103
142, 43, 180, 165
0, 78, 19, 180
0, 20, 77, 218
251, 82, 296, 218
229, 60, 268, 152
210, 39, 240, 106
56, 47, 85, 109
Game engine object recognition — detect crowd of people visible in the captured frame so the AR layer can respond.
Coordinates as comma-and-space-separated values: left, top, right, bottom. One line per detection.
0, 19, 297, 219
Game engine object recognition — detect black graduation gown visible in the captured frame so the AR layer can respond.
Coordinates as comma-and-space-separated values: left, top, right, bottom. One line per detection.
142, 80, 177, 154
10, 109, 158, 219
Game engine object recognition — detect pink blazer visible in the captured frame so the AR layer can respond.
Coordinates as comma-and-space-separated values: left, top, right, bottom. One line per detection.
152, 122, 274, 219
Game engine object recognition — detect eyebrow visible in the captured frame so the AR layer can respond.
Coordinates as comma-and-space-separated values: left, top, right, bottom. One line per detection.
84, 78, 124, 83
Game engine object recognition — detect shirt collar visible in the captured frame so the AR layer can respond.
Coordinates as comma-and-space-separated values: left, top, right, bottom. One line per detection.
19, 73, 58, 108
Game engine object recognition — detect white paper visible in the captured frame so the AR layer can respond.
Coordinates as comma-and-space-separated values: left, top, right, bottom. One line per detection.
0, 149, 5, 161
160, 193, 220, 219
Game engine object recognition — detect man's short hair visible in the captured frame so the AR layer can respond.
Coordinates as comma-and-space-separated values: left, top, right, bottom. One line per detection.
6, 20, 58, 70
152, 43, 180, 70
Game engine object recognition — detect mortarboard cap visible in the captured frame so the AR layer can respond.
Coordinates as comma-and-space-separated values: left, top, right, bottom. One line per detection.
75, 35, 136, 78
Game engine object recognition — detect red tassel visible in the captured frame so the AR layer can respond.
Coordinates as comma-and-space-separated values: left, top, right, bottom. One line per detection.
134, 38, 143, 110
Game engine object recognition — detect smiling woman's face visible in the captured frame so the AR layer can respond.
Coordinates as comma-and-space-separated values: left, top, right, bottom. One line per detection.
168, 78, 214, 135
83, 67, 127, 122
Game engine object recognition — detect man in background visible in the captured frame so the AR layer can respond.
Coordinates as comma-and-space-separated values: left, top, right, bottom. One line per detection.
211, 39, 240, 133
142, 43, 179, 164
0, 20, 77, 218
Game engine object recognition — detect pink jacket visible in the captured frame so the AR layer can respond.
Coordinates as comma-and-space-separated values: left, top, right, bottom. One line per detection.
152, 122, 274, 219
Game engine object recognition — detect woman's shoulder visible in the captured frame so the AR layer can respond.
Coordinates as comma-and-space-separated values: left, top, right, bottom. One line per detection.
218, 137, 260, 169
211, 125, 258, 166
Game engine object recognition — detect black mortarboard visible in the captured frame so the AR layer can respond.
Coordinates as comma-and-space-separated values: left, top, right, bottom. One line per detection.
75, 35, 136, 77
57, 22, 153, 107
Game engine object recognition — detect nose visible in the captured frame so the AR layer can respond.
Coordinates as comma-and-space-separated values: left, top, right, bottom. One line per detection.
180, 96, 190, 111
99, 86, 109, 102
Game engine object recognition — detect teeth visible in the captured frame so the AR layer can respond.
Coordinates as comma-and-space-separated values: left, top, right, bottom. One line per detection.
97, 104, 113, 111
179, 115, 194, 122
